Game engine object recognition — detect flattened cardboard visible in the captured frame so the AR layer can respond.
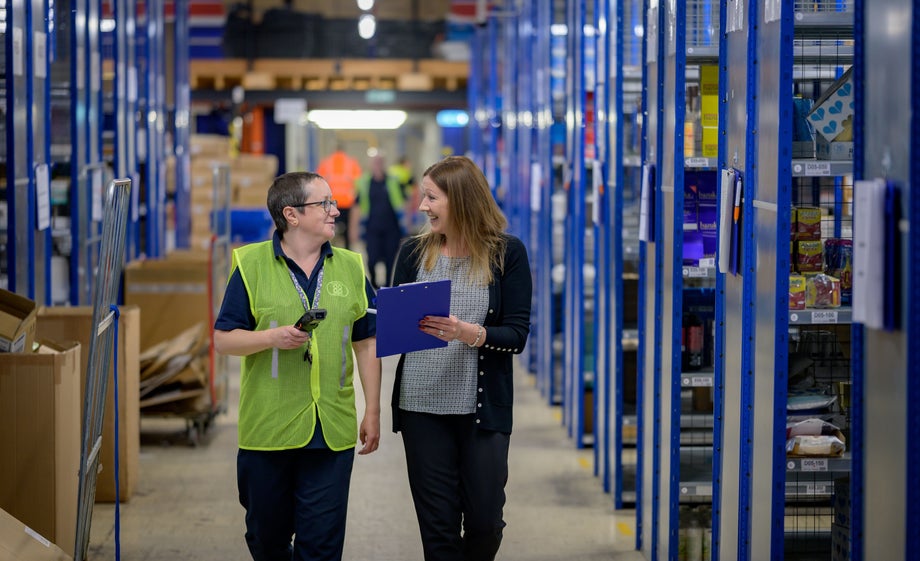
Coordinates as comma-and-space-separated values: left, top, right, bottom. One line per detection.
0, 507, 71, 561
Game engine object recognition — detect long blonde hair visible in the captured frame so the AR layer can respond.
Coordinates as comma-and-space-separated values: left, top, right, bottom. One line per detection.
412, 156, 507, 285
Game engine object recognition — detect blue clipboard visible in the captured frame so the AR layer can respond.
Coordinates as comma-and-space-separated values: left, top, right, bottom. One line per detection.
375, 279, 452, 357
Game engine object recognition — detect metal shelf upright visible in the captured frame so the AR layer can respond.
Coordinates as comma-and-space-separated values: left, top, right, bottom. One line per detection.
636, 0, 662, 556
173, 0, 191, 249
68, 0, 107, 305
3, 0, 53, 302
860, 0, 917, 558
112, 0, 139, 260
601, 0, 645, 509
136, 0, 166, 257
561, 0, 591, 449
528, 0, 557, 408
593, 0, 612, 486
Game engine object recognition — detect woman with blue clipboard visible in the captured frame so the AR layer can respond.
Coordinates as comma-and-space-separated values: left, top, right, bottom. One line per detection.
389, 156, 532, 561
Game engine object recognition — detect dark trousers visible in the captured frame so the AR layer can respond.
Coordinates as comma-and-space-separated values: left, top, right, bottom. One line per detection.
400, 410, 510, 561
336, 207, 353, 250
365, 225, 401, 287
237, 446, 355, 561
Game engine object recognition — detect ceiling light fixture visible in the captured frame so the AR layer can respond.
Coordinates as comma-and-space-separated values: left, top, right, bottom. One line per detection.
357, 0, 374, 10
358, 13, 376, 39
307, 110, 407, 130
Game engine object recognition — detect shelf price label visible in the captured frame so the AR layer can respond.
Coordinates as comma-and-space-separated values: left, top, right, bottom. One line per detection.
799, 458, 828, 472
811, 311, 839, 324
683, 267, 711, 278
683, 376, 713, 387
685, 157, 710, 168
803, 162, 832, 176
804, 483, 829, 495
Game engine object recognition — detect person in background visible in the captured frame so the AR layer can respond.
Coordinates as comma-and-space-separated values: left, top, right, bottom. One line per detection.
316, 144, 362, 249
214, 171, 381, 561
351, 154, 408, 288
388, 155, 417, 232
389, 156, 532, 561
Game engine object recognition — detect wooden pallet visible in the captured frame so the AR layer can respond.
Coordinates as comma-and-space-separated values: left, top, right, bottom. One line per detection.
190, 59, 249, 90
190, 58, 469, 92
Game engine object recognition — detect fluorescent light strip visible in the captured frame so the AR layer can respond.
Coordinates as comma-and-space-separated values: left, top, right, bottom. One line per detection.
307, 110, 407, 130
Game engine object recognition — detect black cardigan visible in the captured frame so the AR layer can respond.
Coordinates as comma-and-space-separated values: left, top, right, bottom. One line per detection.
390, 234, 533, 434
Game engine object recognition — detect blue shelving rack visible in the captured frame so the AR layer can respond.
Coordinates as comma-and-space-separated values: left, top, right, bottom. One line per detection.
716, 2, 873, 560
4, 0, 53, 302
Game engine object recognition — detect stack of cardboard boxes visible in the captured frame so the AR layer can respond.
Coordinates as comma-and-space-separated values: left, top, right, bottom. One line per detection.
188, 134, 279, 250
0, 291, 141, 558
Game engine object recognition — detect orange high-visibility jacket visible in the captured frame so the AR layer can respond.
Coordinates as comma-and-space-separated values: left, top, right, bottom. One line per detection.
317, 151, 362, 209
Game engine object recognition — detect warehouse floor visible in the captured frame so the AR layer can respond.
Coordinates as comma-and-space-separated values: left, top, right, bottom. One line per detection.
87, 356, 644, 561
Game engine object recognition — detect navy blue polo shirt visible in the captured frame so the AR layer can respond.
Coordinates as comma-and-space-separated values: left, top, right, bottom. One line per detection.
214, 231, 377, 449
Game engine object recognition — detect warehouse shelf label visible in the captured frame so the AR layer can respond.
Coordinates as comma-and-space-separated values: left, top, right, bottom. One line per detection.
803, 162, 831, 176
792, 458, 828, 472
792, 160, 853, 177
683, 266, 714, 278
804, 483, 830, 495
698, 258, 716, 268
810, 310, 838, 324
680, 484, 713, 497
685, 157, 715, 168
789, 308, 851, 325
682, 374, 714, 387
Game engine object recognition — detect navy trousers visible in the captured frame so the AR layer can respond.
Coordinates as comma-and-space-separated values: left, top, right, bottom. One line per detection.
237, 446, 355, 561
399, 410, 510, 561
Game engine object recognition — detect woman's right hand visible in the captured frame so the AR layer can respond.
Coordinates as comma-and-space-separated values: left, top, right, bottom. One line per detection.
274, 325, 312, 350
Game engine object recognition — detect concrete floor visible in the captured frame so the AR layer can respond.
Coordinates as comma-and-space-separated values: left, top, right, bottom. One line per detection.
87, 356, 644, 561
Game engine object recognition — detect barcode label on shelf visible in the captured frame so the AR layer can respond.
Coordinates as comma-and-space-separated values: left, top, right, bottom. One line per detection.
699, 258, 716, 268
685, 157, 710, 168
684, 267, 710, 278
799, 458, 828, 472
690, 376, 713, 387
811, 311, 838, 323
804, 483, 829, 495
804, 162, 832, 176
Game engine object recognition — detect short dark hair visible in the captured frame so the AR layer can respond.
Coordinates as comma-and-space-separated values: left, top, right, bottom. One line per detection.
267, 171, 324, 234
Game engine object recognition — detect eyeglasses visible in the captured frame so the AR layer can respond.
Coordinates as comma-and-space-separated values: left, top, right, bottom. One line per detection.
291, 199, 338, 213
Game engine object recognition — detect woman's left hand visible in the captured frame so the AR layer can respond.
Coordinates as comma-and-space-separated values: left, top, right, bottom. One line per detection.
420, 314, 464, 342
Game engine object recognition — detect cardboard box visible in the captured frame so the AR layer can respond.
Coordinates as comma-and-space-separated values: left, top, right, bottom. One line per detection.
0, 290, 37, 353
815, 136, 854, 161
789, 275, 807, 310
795, 206, 822, 241
36, 307, 140, 503
124, 254, 212, 351
808, 66, 854, 143
796, 240, 824, 273
0, 507, 71, 561
0, 342, 81, 555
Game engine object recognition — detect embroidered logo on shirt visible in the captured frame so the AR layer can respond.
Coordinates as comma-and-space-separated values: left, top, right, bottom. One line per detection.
326, 280, 349, 297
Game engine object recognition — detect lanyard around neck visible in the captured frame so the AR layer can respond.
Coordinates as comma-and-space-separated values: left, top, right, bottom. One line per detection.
286, 259, 325, 312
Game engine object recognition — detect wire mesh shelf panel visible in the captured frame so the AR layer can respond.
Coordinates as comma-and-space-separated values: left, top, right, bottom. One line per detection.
686, 0, 719, 49
622, 0, 643, 69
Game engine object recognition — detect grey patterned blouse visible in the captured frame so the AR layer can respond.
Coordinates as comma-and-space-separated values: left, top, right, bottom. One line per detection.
398, 254, 489, 415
